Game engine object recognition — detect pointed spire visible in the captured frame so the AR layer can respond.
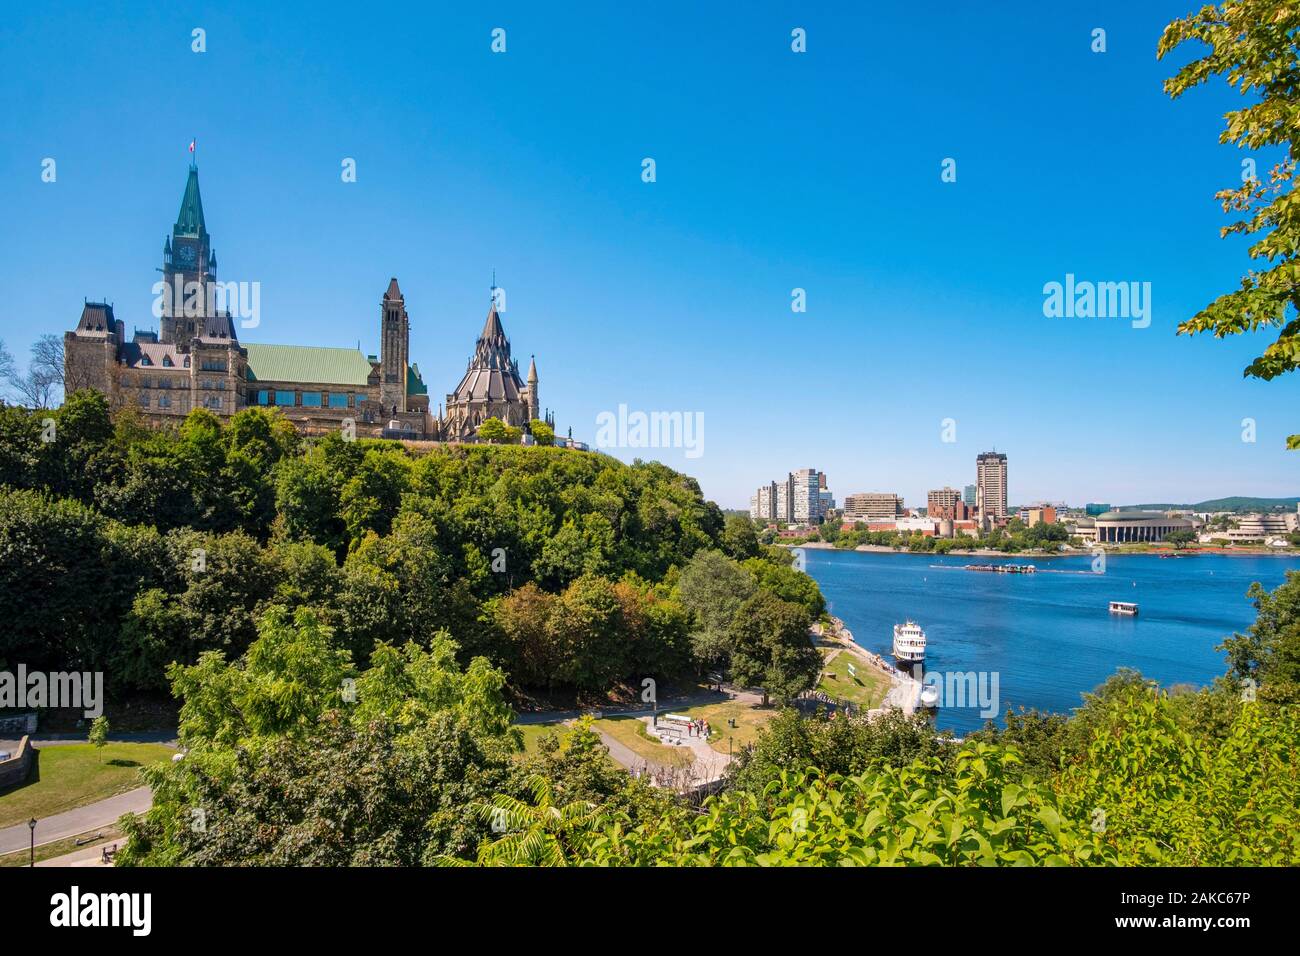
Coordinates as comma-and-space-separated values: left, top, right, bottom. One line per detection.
527, 354, 538, 383
480, 297, 506, 343
163, 236, 172, 254
174, 166, 207, 238
384, 277, 402, 300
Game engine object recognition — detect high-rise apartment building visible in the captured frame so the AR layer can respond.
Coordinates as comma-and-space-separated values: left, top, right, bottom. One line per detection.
749, 481, 779, 521
751, 470, 830, 524
976, 451, 1008, 519
790, 468, 821, 523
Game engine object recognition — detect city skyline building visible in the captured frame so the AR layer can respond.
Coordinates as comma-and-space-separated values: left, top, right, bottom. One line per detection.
749, 468, 830, 524
927, 486, 962, 520
843, 492, 905, 522
976, 451, 1009, 520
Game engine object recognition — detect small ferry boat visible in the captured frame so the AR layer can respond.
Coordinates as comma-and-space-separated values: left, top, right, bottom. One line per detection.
919, 685, 940, 708
1109, 601, 1139, 616
892, 620, 927, 663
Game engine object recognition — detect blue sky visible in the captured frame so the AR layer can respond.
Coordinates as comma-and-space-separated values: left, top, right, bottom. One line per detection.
1, 1, 1296, 509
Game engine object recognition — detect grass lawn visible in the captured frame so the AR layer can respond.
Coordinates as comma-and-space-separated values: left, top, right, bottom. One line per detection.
515, 722, 571, 756
672, 700, 775, 755
0, 743, 175, 829
817, 650, 890, 709
592, 717, 694, 768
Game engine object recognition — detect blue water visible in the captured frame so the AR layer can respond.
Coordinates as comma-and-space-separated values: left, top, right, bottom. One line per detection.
804, 548, 1300, 735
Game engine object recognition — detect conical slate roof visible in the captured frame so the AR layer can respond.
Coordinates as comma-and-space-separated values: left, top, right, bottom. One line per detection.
450, 300, 525, 403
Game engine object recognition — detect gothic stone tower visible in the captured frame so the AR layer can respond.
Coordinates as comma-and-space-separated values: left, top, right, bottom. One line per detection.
379, 278, 409, 415
160, 164, 217, 349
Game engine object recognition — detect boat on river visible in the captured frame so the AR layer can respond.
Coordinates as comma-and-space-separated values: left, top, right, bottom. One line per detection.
892, 620, 927, 663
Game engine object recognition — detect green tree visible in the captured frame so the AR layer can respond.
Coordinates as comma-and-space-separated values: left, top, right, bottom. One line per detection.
491, 583, 561, 688
340, 447, 412, 545
1160, 1, 1300, 448
1220, 570, 1300, 705
727, 708, 954, 794
119, 713, 516, 866
548, 574, 630, 691
720, 514, 760, 560
742, 554, 826, 618
459, 774, 598, 866
477, 417, 508, 443
528, 420, 555, 446
726, 590, 820, 705
88, 715, 110, 759
1057, 687, 1300, 864
677, 550, 756, 671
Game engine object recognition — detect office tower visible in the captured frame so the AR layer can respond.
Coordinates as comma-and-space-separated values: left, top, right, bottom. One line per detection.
976, 451, 1008, 519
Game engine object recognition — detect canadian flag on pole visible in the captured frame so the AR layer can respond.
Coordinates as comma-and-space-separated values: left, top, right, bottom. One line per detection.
189, 139, 196, 154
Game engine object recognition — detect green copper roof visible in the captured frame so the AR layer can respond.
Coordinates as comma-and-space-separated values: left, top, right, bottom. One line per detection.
407, 363, 428, 396
245, 343, 374, 386
175, 166, 207, 237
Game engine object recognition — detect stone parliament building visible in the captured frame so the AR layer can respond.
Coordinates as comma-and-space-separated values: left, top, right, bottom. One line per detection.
64, 164, 554, 441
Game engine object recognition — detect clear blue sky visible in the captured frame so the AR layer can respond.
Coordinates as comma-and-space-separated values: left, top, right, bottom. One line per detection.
1, 1, 1295, 509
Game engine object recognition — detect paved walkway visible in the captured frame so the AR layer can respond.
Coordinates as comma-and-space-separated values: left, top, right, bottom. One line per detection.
0, 786, 152, 854
813, 620, 914, 715
657, 721, 732, 783
532, 688, 751, 790
37, 838, 119, 867
515, 687, 762, 725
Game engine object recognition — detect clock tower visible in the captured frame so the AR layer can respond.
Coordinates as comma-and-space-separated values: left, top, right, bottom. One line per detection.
160, 163, 216, 348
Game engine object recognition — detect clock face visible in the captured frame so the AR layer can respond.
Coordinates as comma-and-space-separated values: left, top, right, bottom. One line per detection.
176, 243, 197, 266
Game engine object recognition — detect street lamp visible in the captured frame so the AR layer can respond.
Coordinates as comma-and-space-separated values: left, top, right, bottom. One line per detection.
28, 818, 36, 868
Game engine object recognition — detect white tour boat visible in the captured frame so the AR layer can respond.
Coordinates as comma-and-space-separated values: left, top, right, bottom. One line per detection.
892, 620, 927, 663
1109, 601, 1139, 616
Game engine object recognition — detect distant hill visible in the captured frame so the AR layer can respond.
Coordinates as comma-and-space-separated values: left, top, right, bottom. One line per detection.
1123, 496, 1300, 512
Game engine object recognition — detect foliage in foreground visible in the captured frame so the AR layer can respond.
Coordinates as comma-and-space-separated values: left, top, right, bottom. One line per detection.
1159, 0, 1300, 448
471, 689, 1298, 866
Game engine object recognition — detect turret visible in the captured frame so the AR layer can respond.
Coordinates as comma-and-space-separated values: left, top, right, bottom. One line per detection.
526, 355, 539, 420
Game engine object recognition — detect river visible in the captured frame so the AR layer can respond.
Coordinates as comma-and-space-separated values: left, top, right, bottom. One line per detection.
802, 548, 1300, 735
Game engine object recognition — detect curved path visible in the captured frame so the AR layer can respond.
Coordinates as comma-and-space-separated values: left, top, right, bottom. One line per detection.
0, 786, 151, 855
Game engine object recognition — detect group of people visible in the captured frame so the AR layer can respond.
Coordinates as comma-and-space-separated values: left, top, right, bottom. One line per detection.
685, 719, 710, 739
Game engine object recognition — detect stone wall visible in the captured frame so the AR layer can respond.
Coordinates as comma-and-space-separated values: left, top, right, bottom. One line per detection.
0, 713, 37, 736
0, 736, 34, 791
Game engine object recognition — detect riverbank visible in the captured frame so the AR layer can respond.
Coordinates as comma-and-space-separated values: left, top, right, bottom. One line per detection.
792, 541, 1073, 558
812, 615, 917, 715
787, 541, 1298, 558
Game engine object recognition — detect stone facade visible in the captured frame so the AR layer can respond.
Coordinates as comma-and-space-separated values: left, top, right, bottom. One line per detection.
438, 298, 549, 442
64, 164, 550, 442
